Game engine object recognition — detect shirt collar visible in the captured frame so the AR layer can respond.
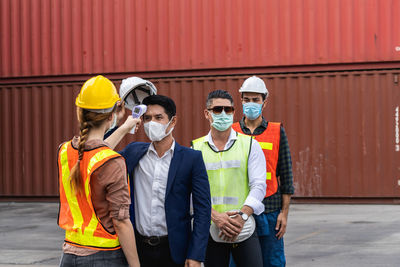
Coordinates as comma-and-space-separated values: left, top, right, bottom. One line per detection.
148, 140, 176, 158
239, 116, 268, 131
204, 128, 237, 147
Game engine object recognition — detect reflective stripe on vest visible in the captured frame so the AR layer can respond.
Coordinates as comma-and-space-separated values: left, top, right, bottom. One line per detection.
232, 122, 281, 197
192, 133, 251, 213
57, 141, 122, 250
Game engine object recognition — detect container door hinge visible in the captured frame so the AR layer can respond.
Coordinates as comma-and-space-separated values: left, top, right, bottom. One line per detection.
394, 74, 399, 85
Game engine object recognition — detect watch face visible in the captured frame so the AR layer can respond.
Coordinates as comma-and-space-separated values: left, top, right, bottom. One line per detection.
241, 213, 249, 221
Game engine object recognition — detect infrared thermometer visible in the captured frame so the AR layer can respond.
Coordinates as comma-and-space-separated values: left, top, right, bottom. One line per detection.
129, 104, 147, 134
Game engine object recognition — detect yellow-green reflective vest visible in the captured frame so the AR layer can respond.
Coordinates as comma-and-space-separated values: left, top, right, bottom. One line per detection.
192, 133, 252, 213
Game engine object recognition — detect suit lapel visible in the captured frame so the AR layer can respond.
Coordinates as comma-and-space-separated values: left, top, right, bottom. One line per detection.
165, 142, 183, 198
126, 143, 150, 175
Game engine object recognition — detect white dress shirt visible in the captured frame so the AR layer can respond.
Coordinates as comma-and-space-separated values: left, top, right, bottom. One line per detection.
205, 129, 267, 215
133, 141, 175, 236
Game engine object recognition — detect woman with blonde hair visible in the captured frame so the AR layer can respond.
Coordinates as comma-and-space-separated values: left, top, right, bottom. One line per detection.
58, 75, 140, 267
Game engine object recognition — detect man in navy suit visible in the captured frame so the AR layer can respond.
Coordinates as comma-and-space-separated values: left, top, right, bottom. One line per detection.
106, 95, 211, 267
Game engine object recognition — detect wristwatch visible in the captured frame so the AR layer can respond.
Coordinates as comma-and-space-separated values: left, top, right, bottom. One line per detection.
238, 211, 249, 221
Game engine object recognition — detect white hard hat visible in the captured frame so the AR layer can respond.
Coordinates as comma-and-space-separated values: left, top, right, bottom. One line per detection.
239, 75, 269, 97
119, 77, 157, 110
209, 214, 256, 243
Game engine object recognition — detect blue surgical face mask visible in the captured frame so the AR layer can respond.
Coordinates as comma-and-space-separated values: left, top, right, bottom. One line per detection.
211, 111, 233, 131
243, 102, 262, 120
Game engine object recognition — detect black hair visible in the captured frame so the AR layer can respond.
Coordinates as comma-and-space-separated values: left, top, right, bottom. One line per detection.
142, 95, 176, 120
241, 92, 267, 101
206, 90, 234, 107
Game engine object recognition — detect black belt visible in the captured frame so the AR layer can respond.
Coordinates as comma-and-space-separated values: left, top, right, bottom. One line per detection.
136, 231, 168, 246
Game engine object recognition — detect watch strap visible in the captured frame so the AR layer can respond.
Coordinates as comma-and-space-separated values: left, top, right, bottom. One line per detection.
238, 211, 249, 221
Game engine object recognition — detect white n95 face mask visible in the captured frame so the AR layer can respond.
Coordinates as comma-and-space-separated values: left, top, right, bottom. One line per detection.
144, 119, 174, 142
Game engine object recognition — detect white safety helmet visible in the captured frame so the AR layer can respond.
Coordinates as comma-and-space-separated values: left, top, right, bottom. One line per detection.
239, 75, 269, 97
119, 77, 157, 110
209, 214, 256, 243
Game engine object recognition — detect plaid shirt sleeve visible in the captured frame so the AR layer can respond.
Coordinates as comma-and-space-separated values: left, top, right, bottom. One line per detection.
276, 125, 295, 195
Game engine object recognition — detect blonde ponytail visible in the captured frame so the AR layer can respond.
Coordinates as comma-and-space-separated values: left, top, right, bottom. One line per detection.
69, 107, 116, 194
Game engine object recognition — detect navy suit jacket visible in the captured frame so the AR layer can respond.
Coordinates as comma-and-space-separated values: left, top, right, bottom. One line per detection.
119, 141, 211, 264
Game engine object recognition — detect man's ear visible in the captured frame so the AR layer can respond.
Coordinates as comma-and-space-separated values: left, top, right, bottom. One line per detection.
262, 100, 267, 110
165, 116, 177, 133
204, 109, 211, 120
171, 115, 178, 126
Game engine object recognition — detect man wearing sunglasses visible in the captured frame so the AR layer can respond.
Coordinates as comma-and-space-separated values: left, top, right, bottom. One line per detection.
192, 90, 266, 267
231, 76, 295, 267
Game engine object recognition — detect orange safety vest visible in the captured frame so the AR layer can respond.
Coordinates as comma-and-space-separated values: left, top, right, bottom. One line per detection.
232, 122, 281, 198
57, 141, 123, 250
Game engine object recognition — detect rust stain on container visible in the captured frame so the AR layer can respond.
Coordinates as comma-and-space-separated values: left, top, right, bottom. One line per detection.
1, 70, 399, 199
1, 0, 400, 77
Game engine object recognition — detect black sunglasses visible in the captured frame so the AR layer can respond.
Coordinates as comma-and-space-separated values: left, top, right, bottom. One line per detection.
207, 106, 235, 114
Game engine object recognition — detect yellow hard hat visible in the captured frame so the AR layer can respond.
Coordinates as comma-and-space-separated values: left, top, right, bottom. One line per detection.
76, 75, 121, 112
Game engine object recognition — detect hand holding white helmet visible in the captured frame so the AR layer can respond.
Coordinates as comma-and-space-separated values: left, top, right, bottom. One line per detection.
209, 213, 256, 243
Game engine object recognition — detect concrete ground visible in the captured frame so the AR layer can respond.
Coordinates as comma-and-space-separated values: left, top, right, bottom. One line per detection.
0, 202, 399, 267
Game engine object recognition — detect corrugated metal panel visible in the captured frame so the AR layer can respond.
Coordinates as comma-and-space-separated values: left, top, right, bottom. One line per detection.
0, 83, 80, 196
1, 0, 400, 78
1, 69, 399, 198
280, 72, 399, 197
153, 71, 400, 198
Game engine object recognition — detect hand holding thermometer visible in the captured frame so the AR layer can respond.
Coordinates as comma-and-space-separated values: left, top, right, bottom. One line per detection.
129, 104, 147, 134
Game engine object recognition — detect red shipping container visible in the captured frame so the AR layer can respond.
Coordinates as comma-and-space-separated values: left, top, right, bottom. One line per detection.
1, 0, 400, 78
1, 70, 399, 201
